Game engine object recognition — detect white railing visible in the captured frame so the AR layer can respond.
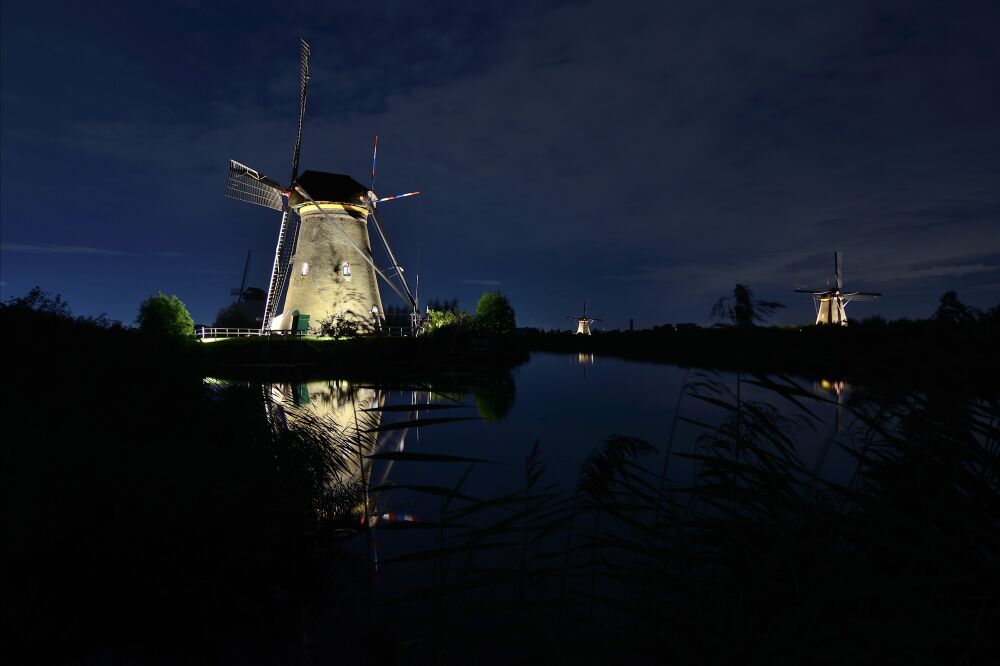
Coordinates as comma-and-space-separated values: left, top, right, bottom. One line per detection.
197, 327, 266, 340
385, 326, 416, 338
197, 325, 420, 340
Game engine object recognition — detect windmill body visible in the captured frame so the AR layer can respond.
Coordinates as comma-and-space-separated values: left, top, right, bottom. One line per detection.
568, 302, 600, 335
273, 172, 384, 332
795, 252, 880, 326
814, 292, 849, 325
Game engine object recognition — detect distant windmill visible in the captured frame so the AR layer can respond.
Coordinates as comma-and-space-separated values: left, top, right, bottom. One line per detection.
224, 39, 420, 334
794, 252, 880, 326
568, 302, 601, 335
230, 250, 252, 303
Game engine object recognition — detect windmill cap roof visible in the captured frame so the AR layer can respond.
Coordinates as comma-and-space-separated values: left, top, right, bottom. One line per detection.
290, 171, 368, 206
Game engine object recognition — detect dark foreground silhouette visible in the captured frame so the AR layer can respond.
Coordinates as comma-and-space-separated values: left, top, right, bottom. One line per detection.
2, 306, 998, 664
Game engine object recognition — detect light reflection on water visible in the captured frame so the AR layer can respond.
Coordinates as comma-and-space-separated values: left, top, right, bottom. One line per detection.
242, 354, 870, 611
251, 353, 860, 498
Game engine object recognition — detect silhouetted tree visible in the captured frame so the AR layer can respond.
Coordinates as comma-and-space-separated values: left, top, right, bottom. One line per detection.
213, 302, 256, 328
426, 298, 460, 313
981, 304, 1000, 325
137, 292, 194, 339
383, 304, 412, 327
711, 283, 784, 327
3, 286, 72, 317
933, 291, 979, 325
475, 291, 516, 335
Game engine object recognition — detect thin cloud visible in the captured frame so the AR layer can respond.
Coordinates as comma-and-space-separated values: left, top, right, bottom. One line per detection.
1, 243, 135, 256
898, 263, 997, 280
459, 279, 502, 286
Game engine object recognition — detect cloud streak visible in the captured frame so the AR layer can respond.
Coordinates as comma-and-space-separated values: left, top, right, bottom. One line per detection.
459, 279, 502, 286
1, 243, 135, 256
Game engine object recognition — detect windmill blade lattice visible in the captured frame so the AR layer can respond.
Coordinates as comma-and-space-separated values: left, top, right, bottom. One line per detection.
225, 161, 286, 211
260, 210, 300, 331
843, 292, 881, 302
290, 39, 310, 183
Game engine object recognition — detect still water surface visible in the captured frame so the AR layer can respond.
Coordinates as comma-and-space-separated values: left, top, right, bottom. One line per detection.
250, 352, 858, 518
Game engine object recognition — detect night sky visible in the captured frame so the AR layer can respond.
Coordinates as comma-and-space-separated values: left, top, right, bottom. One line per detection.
2, 0, 998, 329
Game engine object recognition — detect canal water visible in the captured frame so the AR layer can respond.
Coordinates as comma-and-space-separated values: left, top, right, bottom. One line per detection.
202, 351, 883, 661
249, 352, 860, 499
224, 353, 863, 599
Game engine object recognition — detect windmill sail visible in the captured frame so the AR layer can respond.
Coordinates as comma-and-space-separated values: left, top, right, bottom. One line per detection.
290, 39, 310, 183
225, 160, 285, 211
261, 211, 298, 330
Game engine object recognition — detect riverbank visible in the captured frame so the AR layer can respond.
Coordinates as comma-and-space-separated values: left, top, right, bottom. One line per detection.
519, 320, 1000, 394
193, 319, 999, 395
3, 303, 996, 393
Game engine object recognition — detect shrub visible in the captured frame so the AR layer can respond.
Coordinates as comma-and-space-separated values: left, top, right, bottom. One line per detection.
317, 313, 360, 339
475, 291, 516, 335
422, 308, 468, 334
136, 292, 194, 339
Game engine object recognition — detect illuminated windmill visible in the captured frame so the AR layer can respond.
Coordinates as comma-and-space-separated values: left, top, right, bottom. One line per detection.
568, 302, 601, 335
224, 40, 420, 334
794, 252, 880, 326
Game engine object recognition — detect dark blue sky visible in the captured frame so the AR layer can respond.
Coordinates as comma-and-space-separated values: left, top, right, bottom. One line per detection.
2, 0, 998, 328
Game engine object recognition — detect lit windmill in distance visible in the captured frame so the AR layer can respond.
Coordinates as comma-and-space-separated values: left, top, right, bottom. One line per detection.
794, 252, 881, 326
568, 302, 601, 335
224, 39, 422, 335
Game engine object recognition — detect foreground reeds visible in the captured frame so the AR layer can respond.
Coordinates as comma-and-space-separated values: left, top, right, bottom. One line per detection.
365, 373, 1000, 665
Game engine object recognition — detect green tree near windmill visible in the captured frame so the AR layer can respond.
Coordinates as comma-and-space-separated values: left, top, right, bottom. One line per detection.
137, 292, 195, 339
475, 291, 516, 335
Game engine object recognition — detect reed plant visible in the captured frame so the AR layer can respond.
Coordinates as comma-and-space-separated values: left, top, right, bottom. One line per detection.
364, 374, 1000, 664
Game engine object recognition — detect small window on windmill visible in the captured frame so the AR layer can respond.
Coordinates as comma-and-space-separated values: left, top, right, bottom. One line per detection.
342, 262, 351, 277
301, 262, 309, 278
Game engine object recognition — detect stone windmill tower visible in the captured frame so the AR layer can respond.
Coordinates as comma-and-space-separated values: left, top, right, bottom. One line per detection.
567, 302, 601, 335
795, 252, 881, 326
224, 40, 420, 334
